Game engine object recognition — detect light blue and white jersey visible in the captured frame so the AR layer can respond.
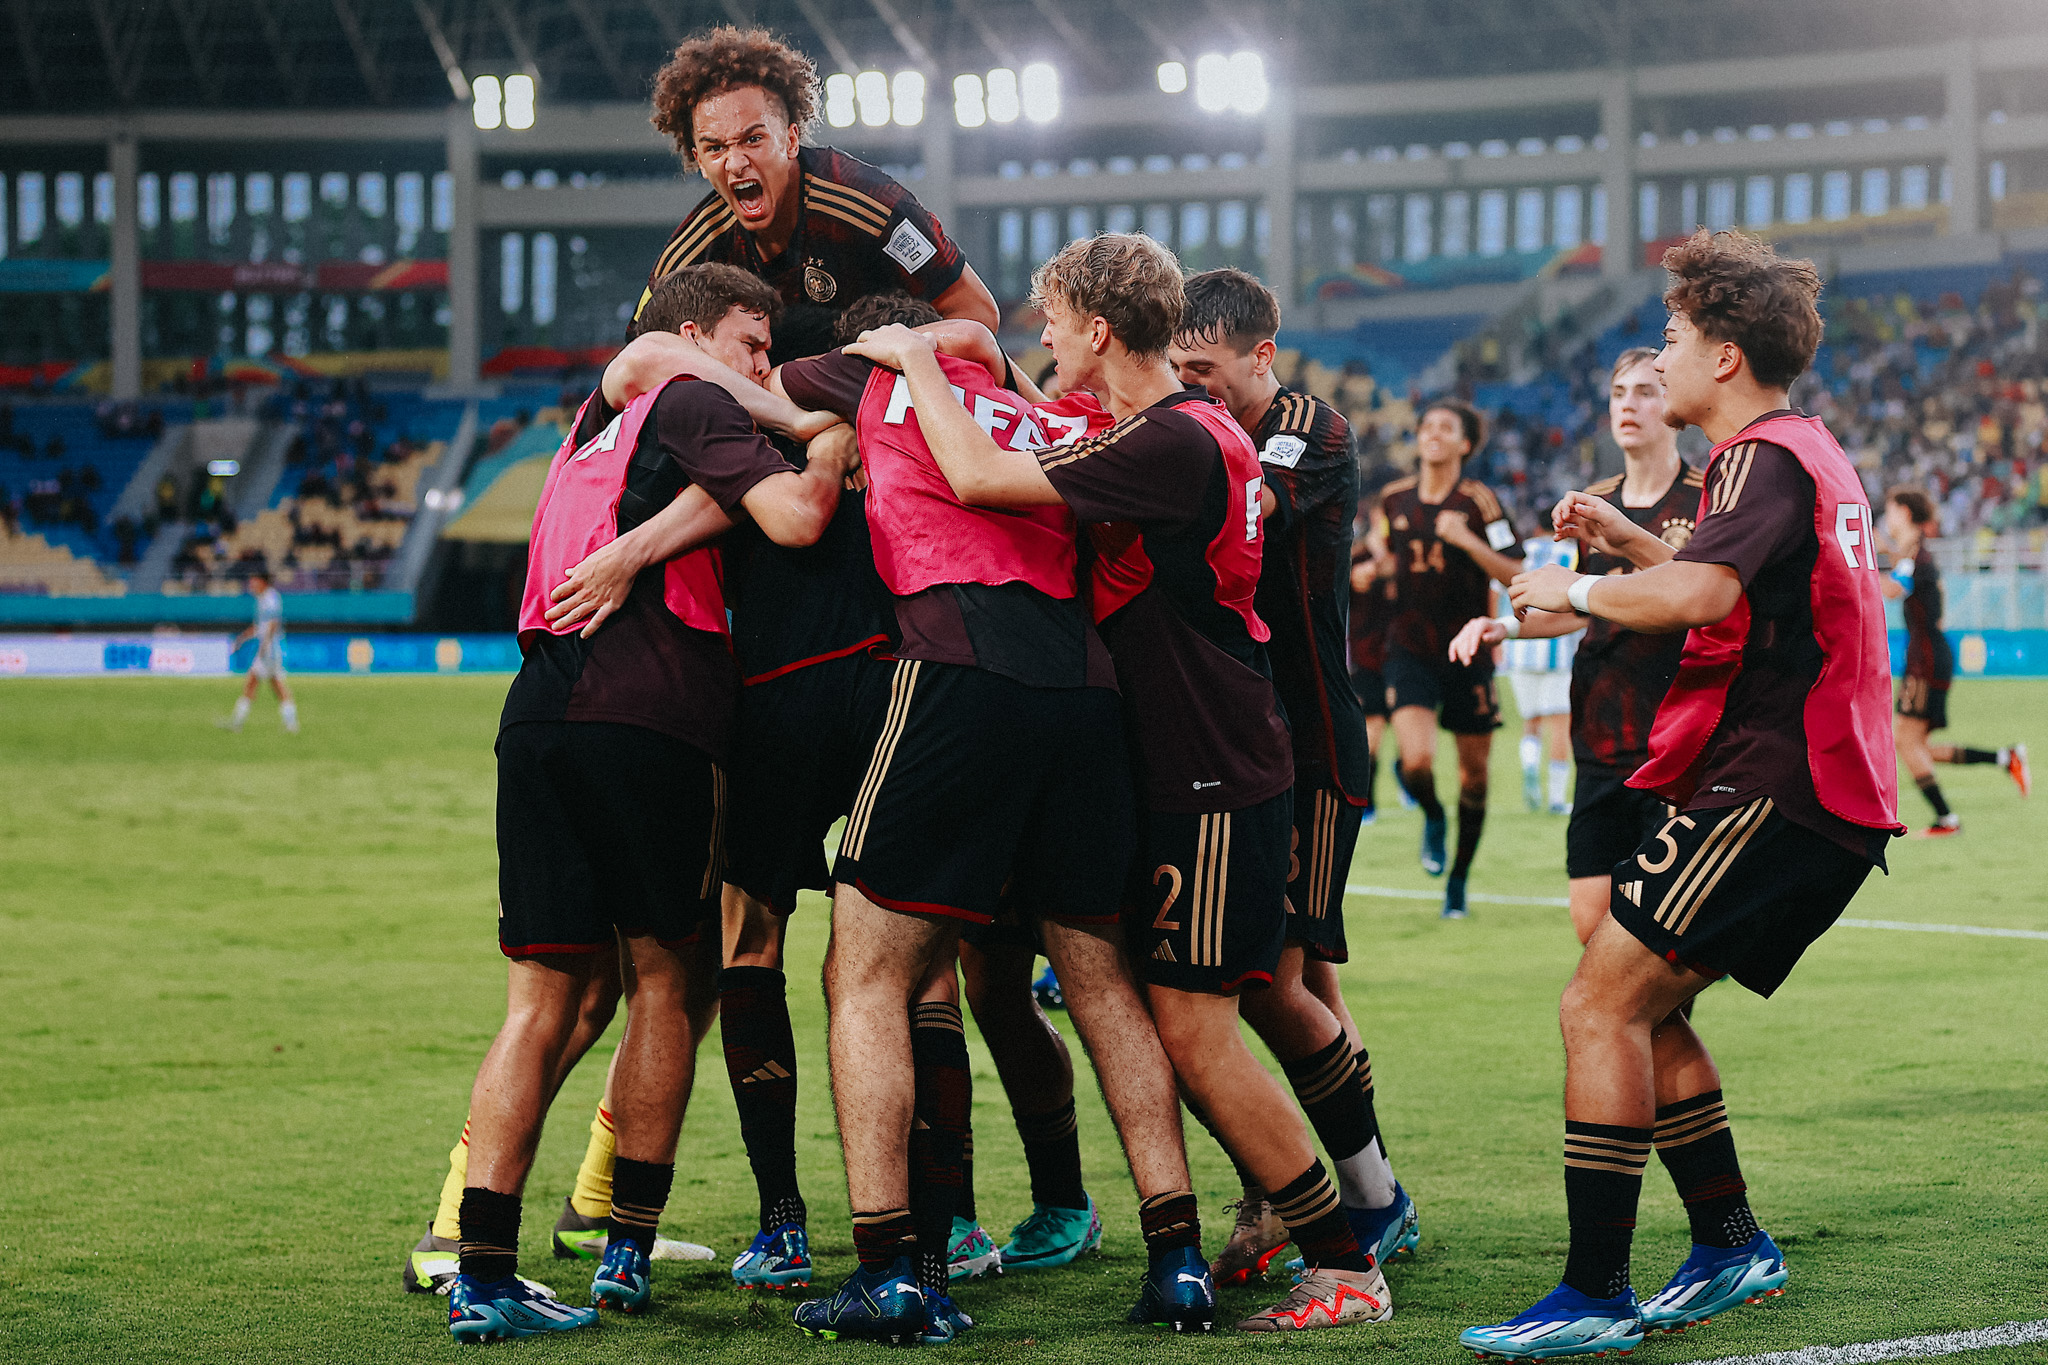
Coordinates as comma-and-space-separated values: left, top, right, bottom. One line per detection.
1505, 536, 1578, 673
254, 586, 285, 655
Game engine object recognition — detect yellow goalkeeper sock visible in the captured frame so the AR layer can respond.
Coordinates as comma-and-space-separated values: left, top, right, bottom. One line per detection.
431, 1118, 470, 1241
568, 1099, 617, 1220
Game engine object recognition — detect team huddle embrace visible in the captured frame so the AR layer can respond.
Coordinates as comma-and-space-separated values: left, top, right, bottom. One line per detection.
406, 24, 1910, 1359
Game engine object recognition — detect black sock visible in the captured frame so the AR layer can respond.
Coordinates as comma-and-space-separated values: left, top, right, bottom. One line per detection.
1185, 1098, 1259, 1194
458, 1187, 521, 1284
852, 1209, 916, 1274
607, 1157, 674, 1259
1138, 1189, 1201, 1262
1562, 1121, 1650, 1300
909, 1001, 969, 1292
1398, 764, 1444, 821
1354, 1050, 1389, 1166
1956, 747, 2000, 765
1015, 1099, 1088, 1210
1270, 1163, 1370, 1272
1916, 774, 1952, 818
1654, 1091, 1759, 1249
1282, 1035, 1373, 1165
1451, 794, 1487, 879
719, 966, 805, 1232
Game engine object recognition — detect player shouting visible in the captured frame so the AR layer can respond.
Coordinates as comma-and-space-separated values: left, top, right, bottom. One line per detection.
1461, 230, 1902, 1360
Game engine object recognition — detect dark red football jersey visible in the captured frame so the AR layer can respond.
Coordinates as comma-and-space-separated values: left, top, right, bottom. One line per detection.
1569, 464, 1706, 770
1896, 546, 1953, 687
1380, 474, 1517, 660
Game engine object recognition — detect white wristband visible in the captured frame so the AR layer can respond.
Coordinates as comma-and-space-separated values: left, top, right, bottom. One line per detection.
1492, 613, 1521, 640
1566, 574, 1597, 615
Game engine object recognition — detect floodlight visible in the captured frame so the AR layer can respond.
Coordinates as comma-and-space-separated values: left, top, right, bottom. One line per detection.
825, 73, 857, 127
1020, 63, 1059, 123
953, 74, 986, 128
1227, 51, 1267, 114
986, 68, 1019, 123
892, 70, 925, 126
1193, 54, 1229, 113
504, 74, 535, 129
1157, 61, 1187, 93
472, 74, 502, 130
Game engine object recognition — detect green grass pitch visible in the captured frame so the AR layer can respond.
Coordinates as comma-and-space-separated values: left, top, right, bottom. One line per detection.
2, 676, 2044, 1365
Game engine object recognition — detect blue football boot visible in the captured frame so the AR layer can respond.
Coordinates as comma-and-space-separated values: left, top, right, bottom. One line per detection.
1125, 1245, 1216, 1333
1286, 1181, 1419, 1282
447, 1274, 598, 1343
1421, 813, 1448, 876
920, 1286, 976, 1344
590, 1239, 652, 1314
732, 1220, 812, 1289
1459, 1282, 1644, 1359
1032, 963, 1065, 1010
1638, 1231, 1788, 1333
792, 1257, 928, 1345
999, 1195, 1102, 1270
1442, 873, 1469, 919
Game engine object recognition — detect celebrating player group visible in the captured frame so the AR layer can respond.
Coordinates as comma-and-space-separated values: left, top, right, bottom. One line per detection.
402, 24, 1935, 1358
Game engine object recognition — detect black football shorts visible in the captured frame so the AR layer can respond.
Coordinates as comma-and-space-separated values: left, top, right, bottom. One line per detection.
833, 659, 1134, 928
1605, 796, 1874, 997
495, 720, 723, 957
724, 649, 895, 913
1566, 762, 1673, 879
1124, 788, 1293, 995
1895, 675, 1949, 730
1285, 786, 1362, 962
1383, 645, 1501, 734
1351, 666, 1389, 720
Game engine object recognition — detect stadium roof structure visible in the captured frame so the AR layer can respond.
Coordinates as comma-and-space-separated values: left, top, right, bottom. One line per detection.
4, 0, 2043, 112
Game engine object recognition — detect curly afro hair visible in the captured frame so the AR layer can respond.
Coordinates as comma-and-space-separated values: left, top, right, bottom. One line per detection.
651, 26, 820, 169
1661, 228, 1823, 391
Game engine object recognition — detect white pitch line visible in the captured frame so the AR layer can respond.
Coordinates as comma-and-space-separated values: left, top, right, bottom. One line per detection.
1699, 1317, 2048, 1365
1343, 885, 2048, 939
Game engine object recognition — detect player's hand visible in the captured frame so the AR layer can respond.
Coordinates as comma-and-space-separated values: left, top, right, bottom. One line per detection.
1552, 490, 1652, 562
1447, 616, 1507, 666
786, 406, 844, 444
545, 538, 643, 638
805, 422, 860, 484
1508, 564, 1579, 615
845, 323, 939, 371
1434, 508, 1479, 551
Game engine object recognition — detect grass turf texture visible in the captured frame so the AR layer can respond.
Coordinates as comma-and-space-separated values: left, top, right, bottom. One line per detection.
1, 676, 2044, 1365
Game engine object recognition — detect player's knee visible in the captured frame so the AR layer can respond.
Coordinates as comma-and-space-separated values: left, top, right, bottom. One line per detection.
1460, 776, 1488, 802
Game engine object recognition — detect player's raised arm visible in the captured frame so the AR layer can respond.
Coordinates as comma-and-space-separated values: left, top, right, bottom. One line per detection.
545, 485, 735, 637
607, 330, 838, 442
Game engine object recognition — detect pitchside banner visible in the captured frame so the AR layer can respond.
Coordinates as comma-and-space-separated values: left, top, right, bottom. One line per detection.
0, 634, 523, 676
0, 634, 232, 676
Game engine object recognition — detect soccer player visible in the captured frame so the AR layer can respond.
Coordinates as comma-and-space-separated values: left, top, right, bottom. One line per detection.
1449, 347, 1704, 944
1461, 230, 1904, 1360
1168, 268, 1416, 1284
1380, 401, 1523, 917
640, 26, 998, 362
1880, 488, 2029, 834
444, 266, 854, 1342
1506, 530, 1576, 814
222, 570, 297, 733
872, 233, 1393, 1333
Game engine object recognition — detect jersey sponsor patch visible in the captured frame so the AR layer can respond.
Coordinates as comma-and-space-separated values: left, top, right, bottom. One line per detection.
1485, 517, 1517, 551
883, 219, 938, 272
1260, 434, 1307, 468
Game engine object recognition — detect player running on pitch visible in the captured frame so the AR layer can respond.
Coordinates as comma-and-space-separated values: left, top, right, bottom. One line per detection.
1879, 487, 2029, 835
1461, 229, 1903, 1360
221, 569, 297, 734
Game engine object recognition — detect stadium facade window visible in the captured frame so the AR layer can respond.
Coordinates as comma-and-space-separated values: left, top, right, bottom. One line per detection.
15, 172, 44, 247
532, 233, 558, 326
283, 292, 309, 355
1068, 205, 1094, 243
1744, 175, 1772, 228
1477, 190, 1507, 256
1513, 187, 1543, 253
1030, 207, 1058, 263
1552, 185, 1582, 248
500, 233, 524, 315
1638, 182, 1659, 241
1988, 161, 2007, 201
1705, 179, 1735, 230
94, 172, 113, 226
1106, 204, 1136, 234
996, 208, 1023, 296
1144, 202, 1173, 246
501, 170, 526, 190
1366, 194, 1397, 262
138, 173, 160, 233
54, 172, 83, 231
1899, 166, 1929, 211
1783, 173, 1813, 223
1440, 191, 1471, 257
358, 172, 386, 218
1680, 181, 1698, 231
207, 173, 235, 247
1327, 199, 1354, 268
1860, 167, 1889, 217
431, 173, 453, 233
395, 173, 424, 253
245, 172, 273, 217
1589, 185, 1606, 245
282, 173, 310, 222
1402, 193, 1432, 262
318, 172, 348, 207
1180, 202, 1210, 252
1940, 164, 1953, 204
1821, 170, 1850, 220
324, 294, 348, 350
1252, 202, 1269, 264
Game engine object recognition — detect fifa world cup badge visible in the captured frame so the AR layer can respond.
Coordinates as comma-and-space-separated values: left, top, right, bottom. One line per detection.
804, 261, 838, 303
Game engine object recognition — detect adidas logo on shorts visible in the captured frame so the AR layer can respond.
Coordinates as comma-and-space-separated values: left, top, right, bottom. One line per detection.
1618, 880, 1644, 906
1152, 941, 1176, 963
